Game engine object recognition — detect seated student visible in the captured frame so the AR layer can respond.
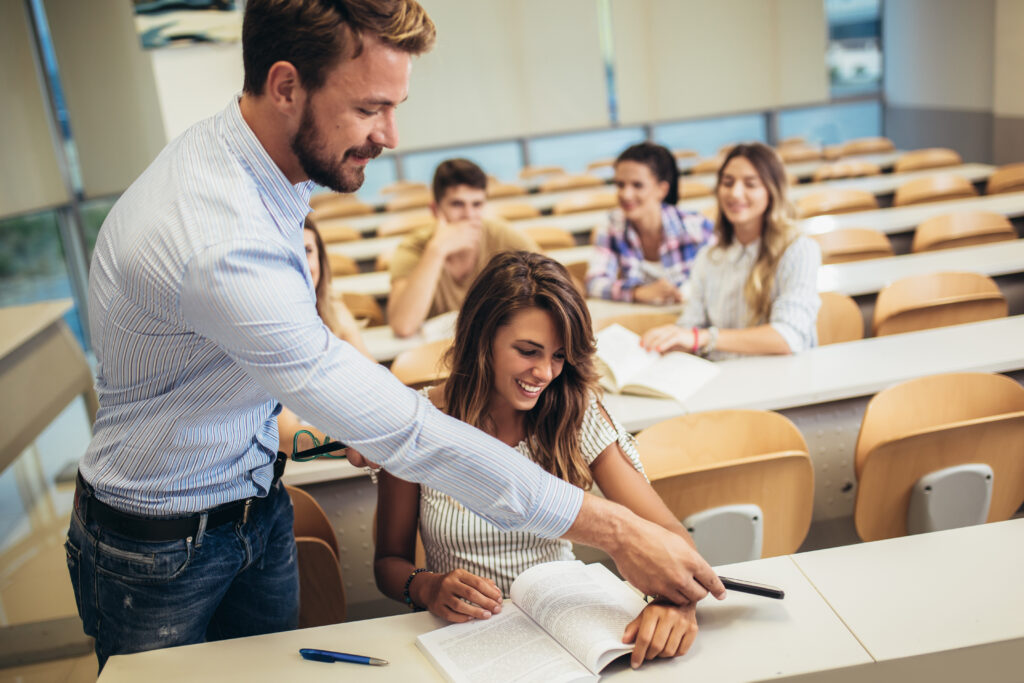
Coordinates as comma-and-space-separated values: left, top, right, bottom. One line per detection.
375, 251, 701, 666
586, 142, 714, 305
278, 218, 374, 453
641, 142, 820, 360
387, 159, 539, 337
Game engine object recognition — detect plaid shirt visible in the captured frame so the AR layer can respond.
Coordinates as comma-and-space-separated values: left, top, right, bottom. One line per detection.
585, 204, 715, 302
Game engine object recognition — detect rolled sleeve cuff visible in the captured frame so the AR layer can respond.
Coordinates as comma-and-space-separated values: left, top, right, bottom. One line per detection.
770, 320, 811, 353
524, 476, 585, 538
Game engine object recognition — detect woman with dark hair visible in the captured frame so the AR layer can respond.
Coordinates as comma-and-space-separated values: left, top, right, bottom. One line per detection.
375, 251, 702, 666
641, 142, 820, 360
586, 142, 714, 305
277, 217, 374, 452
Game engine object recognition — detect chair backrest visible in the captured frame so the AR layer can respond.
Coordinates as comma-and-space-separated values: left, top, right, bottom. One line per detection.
809, 227, 893, 264
836, 136, 895, 157
778, 145, 823, 163
328, 252, 359, 277
538, 173, 605, 193
985, 162, 1024, 195
552, 191, 618, 215
285, 485, 346, 627
390, 337, 453, 388
385, 188, 432, 212
635, 410, 813, 558
816, 291, 864, 345
691, 157, 724, 174
673, 148, 699, 159
872, 271, 1008, 336
318, 223, 361, 244
811, 160, 882, 182
522, 225, 575, 250
892, 174, 978, 207
679, 180, 713, 199
377, 210, 435, 237
592, 311, 678, 336
777, 136, 806, 147
381, 180, 428, 195
796, 189, 879, 218
911, 211, 1016, 253
309, 192, 360, 209
374, 246, 395, 272
486, 181, 527, 199
520, 165, 565, 180
311, 198, 374, 221
586, 158, 614, 171
339, 292, 385, 327
893, 147, 963, 173
491, 202, 541, 221
852, 373, 1024, 541
563, 260, 587, 296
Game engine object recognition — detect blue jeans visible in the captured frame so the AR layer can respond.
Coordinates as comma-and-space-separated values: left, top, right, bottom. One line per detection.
65, 479, 298, 671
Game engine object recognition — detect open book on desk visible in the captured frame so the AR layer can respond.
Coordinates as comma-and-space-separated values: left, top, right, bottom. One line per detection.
415, 561, 646, 683
595, 323, 719, 404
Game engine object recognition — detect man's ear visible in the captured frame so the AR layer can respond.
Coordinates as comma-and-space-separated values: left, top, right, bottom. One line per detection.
429, 201, 439, 219
264, 61, 305, 121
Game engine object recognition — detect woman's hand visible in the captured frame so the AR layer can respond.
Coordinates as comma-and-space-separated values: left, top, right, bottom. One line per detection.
413, 568, 504, 623
640, 324, 696, 354
622, 600, 698, 668
633, 279, 683, 305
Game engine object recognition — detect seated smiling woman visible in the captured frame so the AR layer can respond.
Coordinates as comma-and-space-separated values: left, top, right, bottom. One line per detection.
641, 142, 821, 360
374, 251, 707, 668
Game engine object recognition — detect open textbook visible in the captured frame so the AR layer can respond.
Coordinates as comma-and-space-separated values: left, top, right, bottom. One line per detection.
415, 561, 646, 683
594, 323, 720, 404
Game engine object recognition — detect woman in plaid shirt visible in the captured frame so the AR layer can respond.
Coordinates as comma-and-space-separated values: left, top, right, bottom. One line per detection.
585, 143, 715, 304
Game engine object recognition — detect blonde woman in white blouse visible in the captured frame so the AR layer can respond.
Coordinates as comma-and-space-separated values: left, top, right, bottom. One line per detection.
375, 251, 708, 668
642, 142, 821, 360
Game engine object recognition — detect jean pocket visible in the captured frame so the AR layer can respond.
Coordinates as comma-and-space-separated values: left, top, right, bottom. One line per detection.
94, 534, 194, 585
64, 536, 83, 618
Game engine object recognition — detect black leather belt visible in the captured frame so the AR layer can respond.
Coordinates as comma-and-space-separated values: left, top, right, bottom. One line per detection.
75, 452, 288, 543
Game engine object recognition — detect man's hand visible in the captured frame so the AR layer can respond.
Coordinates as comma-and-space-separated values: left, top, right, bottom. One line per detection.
345, 448, 380, 470
633, 279, 683, 305
428, 216, 481, 260
564, 495, 725, 605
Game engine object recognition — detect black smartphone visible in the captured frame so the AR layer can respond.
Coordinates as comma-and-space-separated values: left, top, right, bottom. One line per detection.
719, 575, 785, 599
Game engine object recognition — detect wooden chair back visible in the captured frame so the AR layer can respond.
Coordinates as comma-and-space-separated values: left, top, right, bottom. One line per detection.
872, 271, 1008, 336
911, 211, 1016, 253
309, 192, 359, 210
811, 160, 882, 182
520, 165, 565, 180
385, 188, 432, 212
311, 198, 374, 221
328, 252, 359, 277
635, 410, 813, 558
523, 225, 575, 250
817, 292, 864, 345
777, 136, 806, 147
592, 312, 678, 336
286, 485, 346, 627
778, 145, 823, 163
318, 223, 361, 244
691, 157, 724, 174
586, 158, 615, 172
552, 191, 618, 215
809, 227, 893, 264
985, 163, 1024, 195
538, 174, 605, 193
672, 148, 699, 159
563, 260, 587, 296
893, 147, 962, 173
490, 202, 541, 221
381, 180, 428, 195
390, 337, 453, 388
374, 246, 395, 273
339, 292, 385, 328
487, 182, 528, 199
835, 136, 895, 157
852, 373, 1024, 541
796, 189, 879, 218
679, 180, 713, 199
892, 174, 978, 207
377, 210, 434, 237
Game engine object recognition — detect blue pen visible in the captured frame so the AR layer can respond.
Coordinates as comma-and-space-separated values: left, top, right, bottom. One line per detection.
299, 648, 389, 666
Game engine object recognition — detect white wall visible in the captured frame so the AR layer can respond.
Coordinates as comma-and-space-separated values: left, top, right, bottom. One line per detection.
993, 0, 1024, 118
148, 43, 244, 141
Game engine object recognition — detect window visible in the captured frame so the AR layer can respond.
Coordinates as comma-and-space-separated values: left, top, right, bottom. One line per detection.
777, 100, 882, 146
401, 141, 523, 185
652, 114, 767, 158
826, 0, 883, 97
528, 127, 645, 174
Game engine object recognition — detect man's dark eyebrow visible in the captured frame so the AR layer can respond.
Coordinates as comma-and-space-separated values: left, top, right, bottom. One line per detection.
358, 95, 409, 107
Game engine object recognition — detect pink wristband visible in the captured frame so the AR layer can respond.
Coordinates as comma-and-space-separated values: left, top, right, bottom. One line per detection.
691, 327, 700, 354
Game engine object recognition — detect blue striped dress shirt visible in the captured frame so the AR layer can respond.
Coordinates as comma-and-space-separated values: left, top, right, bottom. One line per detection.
82, 97, 581, 537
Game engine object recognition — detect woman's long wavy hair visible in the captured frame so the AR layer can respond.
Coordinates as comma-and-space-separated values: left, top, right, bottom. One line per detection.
714, 143, 800, 324
304, 217, 343, 336
442, 251, 600, 490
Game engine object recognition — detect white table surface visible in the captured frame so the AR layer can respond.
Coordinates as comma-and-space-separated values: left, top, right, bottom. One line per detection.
601, 315, 1024, 432
792, 519, 1024, 662
97, 555, 872, 682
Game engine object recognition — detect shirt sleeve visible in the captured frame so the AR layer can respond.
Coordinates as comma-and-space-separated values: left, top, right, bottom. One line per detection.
678, 245, 711, 328
580, 396, 646, 479
585, 218, 639, 302
769, 236, 822, 352
388, 228, 431, 283
180, 238, 582, 537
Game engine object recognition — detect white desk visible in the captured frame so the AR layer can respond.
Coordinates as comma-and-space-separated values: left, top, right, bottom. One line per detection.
98, 555, 872, 682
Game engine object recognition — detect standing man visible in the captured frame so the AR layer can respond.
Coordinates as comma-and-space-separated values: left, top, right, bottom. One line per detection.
387, 158, 539, 337
68, 0, 723, 669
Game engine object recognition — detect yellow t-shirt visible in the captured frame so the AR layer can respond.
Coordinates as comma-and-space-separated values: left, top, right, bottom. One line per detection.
389, 219, 540, 318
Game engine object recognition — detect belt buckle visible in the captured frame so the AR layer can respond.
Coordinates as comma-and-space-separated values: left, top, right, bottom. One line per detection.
242, 498, 253, 524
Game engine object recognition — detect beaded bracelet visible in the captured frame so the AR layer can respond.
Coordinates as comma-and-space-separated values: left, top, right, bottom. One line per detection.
403, 567, 429, 611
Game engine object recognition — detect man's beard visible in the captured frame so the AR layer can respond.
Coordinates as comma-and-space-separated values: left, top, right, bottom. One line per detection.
291, 101, 382, 193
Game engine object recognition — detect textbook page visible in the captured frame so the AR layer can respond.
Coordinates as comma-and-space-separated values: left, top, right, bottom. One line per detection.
621, 350, 720, 404
415, 603, 596, 683
594, 324, 658, 392
511, 561, 645, 674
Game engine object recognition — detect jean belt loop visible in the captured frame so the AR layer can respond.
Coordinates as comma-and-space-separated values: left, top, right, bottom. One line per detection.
195, 511, 209, 548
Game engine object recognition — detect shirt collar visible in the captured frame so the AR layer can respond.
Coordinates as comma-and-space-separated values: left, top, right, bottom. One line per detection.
221, 95, 315, 236
723, 236, 761, 263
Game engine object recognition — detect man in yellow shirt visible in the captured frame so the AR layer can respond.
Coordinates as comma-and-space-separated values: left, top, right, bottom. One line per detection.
387, 159, 538, 336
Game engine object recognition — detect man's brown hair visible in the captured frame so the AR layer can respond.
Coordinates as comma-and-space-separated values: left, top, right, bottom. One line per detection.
242, 0, 436, 95
431, 158, 488, 204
